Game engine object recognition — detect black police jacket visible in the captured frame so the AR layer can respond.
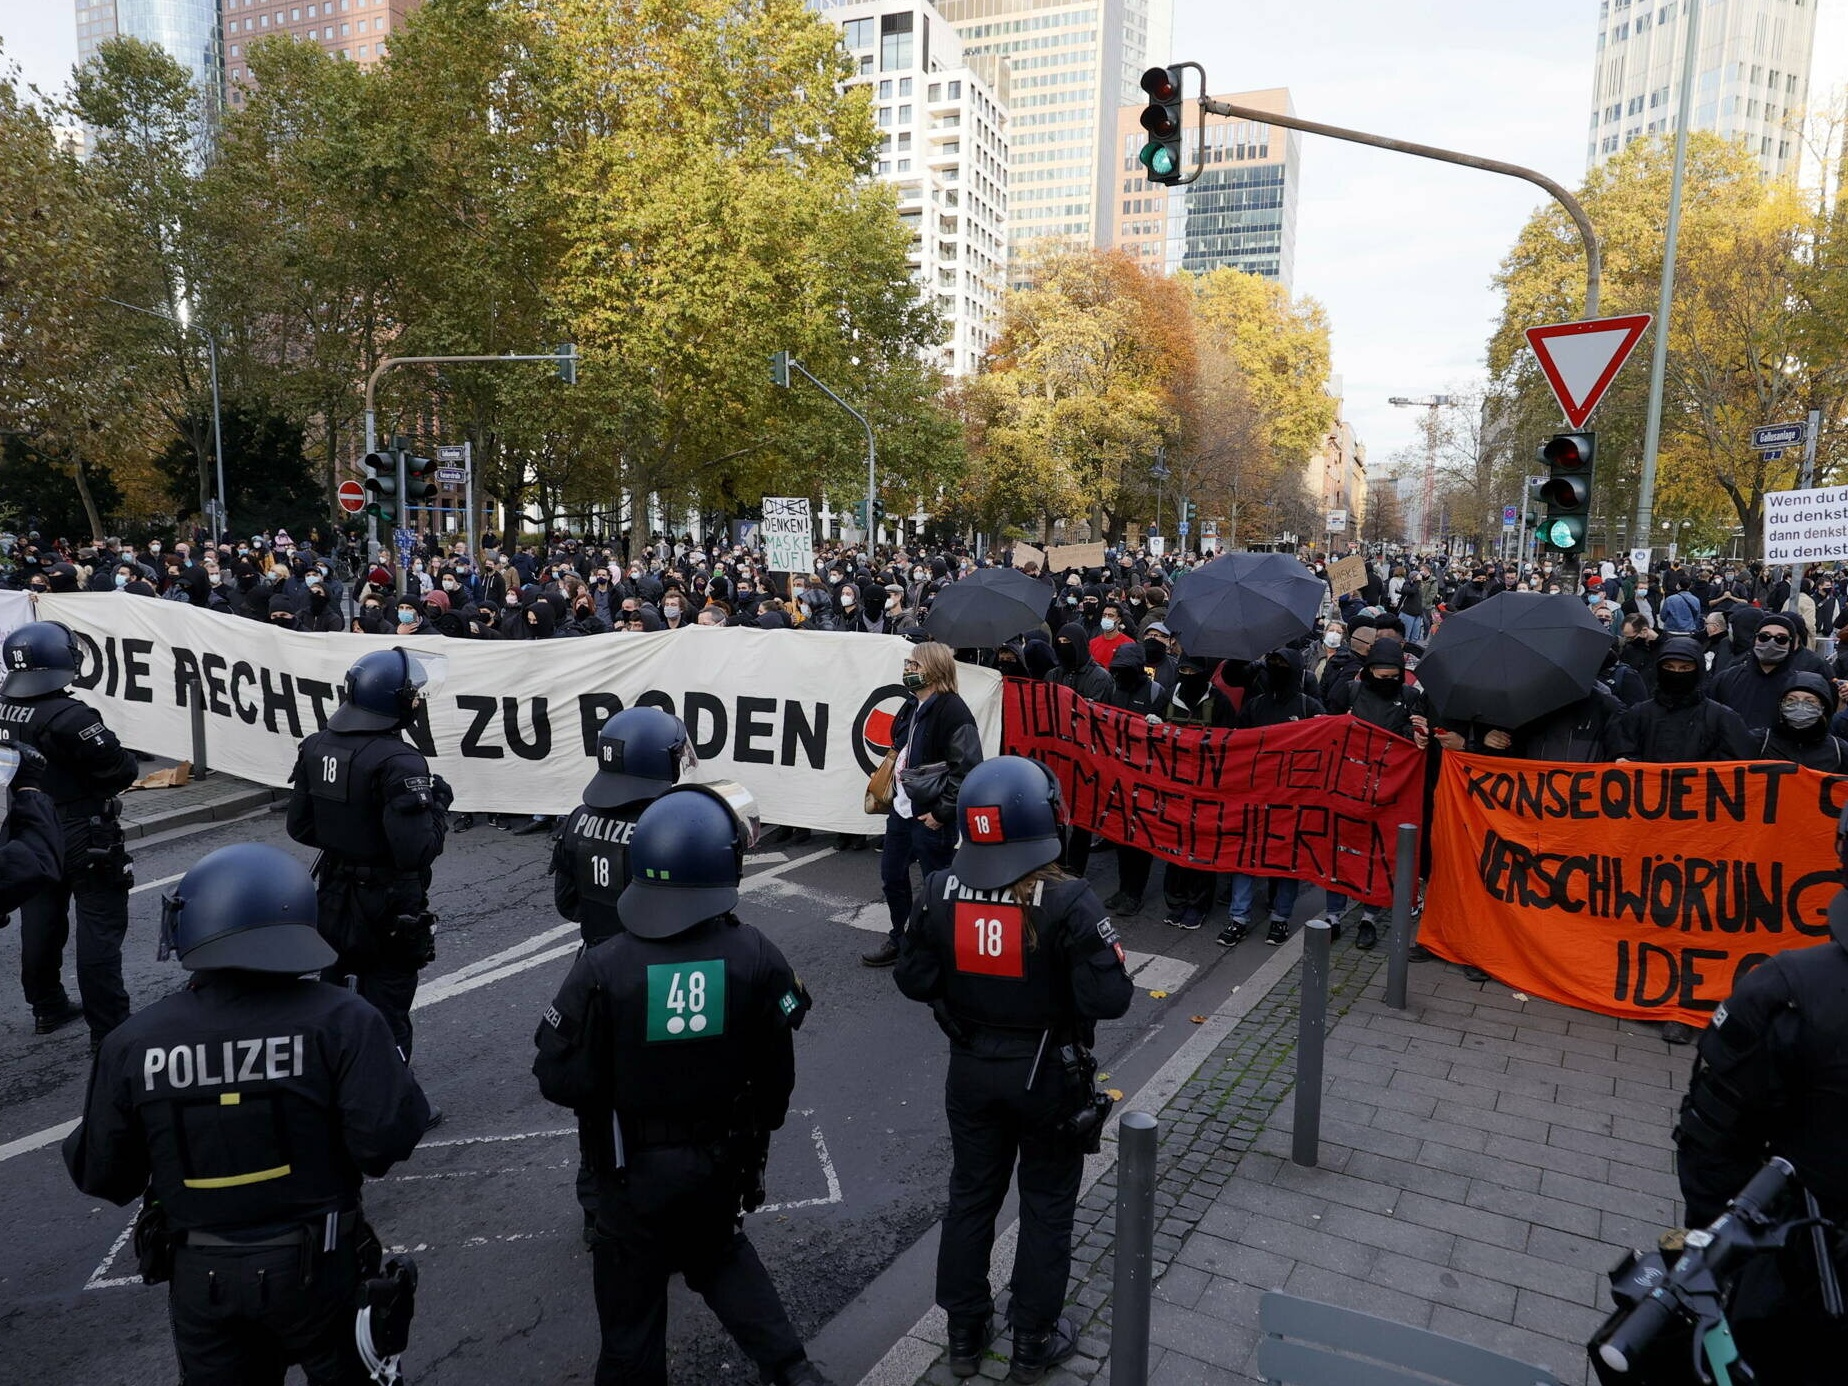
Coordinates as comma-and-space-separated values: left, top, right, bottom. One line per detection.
0, 787, 63, 913
895, 870, 1134, 1059
287, 728, 451, 872
1676, 910, 1848, 1226
0, 692, 139, 822
533, 914, 809, 1155
551, 803, 642, 944
64, 973, 429, 1232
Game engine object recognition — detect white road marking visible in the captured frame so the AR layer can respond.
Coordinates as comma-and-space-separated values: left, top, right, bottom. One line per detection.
128, 872, 185, 897
419, 1126, 575, 1150
84, 1211, 138, 1290
1125, 950, 1196, 993
0, 1118, 78, 1164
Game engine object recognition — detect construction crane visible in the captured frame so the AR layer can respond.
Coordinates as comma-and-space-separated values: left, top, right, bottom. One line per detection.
1388, 395, 1453, 549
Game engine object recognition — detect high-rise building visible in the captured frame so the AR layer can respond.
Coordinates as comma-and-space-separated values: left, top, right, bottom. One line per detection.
934, 0, 1173, 280
225, 0, 424, 103
1108, 86, 1298, 289
1588, 0, 1819, 179
814, 0, 1010, 376
1308, 380, 1366, 538
76, 0, 222, 101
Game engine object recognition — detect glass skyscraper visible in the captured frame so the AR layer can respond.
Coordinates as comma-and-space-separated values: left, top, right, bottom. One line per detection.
76, 0, 222, 100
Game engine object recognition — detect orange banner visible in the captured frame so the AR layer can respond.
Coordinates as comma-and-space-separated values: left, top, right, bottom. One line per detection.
1420, 752, 1847, 1027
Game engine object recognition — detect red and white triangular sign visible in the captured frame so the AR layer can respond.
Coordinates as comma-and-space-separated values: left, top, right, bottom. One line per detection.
1523, 314, 1652, 429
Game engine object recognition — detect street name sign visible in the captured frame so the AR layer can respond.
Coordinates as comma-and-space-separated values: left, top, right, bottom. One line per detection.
1752, 422, 1807, 451
1523, 313, 1653, 429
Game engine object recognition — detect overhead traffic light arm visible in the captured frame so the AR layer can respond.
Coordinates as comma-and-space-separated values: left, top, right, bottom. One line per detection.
770, 351, 877, 541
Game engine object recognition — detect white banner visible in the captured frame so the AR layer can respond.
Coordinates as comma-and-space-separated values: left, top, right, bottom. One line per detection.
0, 590, 33, 645
1763, 484, 1848, 564
35, 595, 1002, 832
761, 497, 815, 576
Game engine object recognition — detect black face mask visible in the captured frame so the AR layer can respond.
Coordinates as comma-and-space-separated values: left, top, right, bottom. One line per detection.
1176, 669, 1209, 697
1056, 642, 1082, 672
997, 657, 1022, 677
1657, 665, 1702, 697
1266, 662, 1293, 692
1143, 639, 1167, 665
1364, 671, 1403, 695
1112, 669, 1144, 691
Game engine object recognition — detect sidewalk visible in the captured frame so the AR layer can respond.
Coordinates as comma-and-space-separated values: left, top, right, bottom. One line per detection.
116, 759, 284, 840
887, 942, 1692, 1386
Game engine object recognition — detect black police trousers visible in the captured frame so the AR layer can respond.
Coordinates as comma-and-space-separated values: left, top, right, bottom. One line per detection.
319, 959, 419, 1059
590, 1143, 806, 1386
937, 1049, 1083, 1334
168, 1240, 365, 1386
19, 865, 129, 1040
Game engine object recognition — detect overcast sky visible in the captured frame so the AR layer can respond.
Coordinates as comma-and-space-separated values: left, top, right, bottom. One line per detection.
3, 0, 1844, 472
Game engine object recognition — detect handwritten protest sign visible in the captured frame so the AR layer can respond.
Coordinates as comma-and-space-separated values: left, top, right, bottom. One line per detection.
1045, 542, 1106, 572
1001, 680, 1423, 905
1327, 554, 1367, 596
1420, 752, 1845, 1026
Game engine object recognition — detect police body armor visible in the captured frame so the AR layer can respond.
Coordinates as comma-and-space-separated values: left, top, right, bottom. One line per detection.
553, 804, 641, 946
0, 693, 132, 873
297, 728, 421, 866
923, 873, 1091, 1056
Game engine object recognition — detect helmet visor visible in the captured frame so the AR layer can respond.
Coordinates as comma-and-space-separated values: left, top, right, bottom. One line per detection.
401, 649, 449, 703
696, 778, 762, 850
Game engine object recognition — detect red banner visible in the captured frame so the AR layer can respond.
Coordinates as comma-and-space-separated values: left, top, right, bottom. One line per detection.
1000, 680, 1425, 906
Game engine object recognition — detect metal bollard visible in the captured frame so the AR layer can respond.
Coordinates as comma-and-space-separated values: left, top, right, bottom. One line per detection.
1111, 1111, 1159, 1386
1385, 822, 1419, 1009
187, 672, 212, 780
1293, 919, 1332, 1168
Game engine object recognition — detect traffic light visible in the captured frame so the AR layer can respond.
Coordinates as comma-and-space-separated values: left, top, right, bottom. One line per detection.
1538, 432, 1596, 554
1138, 66, 1185, 185
404, 454, 439, 508
872, 499, 886, 524
362, 447, 398, 522
770, 351, 791, 388
555, 342, 578, 385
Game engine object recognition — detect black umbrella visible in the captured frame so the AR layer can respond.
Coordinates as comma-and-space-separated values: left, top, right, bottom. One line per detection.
923, 568, 1049, 648
1416, 590, 1611, 729
1164, 553, 1325, 661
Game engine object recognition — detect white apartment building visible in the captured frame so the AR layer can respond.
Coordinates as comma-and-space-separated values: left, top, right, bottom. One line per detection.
815, 0, 1010, 376
934, 0, 1172, 281
1589, 0, 1819, 178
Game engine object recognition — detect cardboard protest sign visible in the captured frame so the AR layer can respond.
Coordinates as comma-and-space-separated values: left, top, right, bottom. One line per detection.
1009, 542, 1046, 571
1045, 542, 1106, 572
1327, 555, 1367, 596
1002, 680, 1423, 905
1419, 751, 1844, 1026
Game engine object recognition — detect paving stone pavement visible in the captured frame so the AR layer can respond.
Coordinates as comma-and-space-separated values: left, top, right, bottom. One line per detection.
898, 940, 1696, 1386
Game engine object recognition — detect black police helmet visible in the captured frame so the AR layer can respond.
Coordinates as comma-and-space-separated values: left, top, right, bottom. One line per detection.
329, 647, 439, 732
1, 620, 81, 697
951, 755, 1066, 891
160, 843, 333, 974
617, 782, 760, 939
583, 706, 693, 810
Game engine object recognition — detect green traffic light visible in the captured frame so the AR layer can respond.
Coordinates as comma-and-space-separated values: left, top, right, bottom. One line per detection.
1546, 518, 1585, 550
1141, 143, 1177, 177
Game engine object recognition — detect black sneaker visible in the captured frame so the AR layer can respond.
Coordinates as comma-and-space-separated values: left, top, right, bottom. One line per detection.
1009, 1315, 1078, 1384
947, 1315, 997, 1379
1660, 1021, 1696, 1045
1355, 920, 1378, 951
1166, 909, 1202, 931
452, 812, 477, 833
33, 1001, 85, 1036
861, 939, 899, 968
1215, 920, 1248, 948
1102, 891, 1136, 912
512, 815, 553, 836
1265, 919, 1290, 946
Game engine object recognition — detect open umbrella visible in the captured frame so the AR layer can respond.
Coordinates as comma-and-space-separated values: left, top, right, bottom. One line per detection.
1416, 590, 1611, 730
923, 568, 1049, 648
1164, 553, 1325, 662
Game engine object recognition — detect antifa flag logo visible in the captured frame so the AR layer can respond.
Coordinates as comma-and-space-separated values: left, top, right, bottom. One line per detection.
851, 684, 911, 775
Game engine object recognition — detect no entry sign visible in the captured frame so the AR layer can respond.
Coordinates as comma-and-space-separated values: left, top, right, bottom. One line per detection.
338, 479, 366, 514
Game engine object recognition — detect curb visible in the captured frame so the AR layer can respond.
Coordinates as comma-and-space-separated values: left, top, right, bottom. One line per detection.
119, 781, 286, 841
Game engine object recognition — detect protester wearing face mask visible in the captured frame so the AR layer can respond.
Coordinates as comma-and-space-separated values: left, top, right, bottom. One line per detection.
1747, 673, 1848, 771
394, 597, 432, 636
1709, 612, 1825, 729
1317, 616, 1376, 702
658, 592, 688, 630
1605, 636, 1753, 764
1087, 601, 1135, 670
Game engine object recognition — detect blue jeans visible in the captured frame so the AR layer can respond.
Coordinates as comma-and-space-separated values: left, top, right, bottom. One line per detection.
1399, 614, 1426, 644
1229, 874, 1300, 923
882, 810, 957, 941
1324, 891, 1380, 922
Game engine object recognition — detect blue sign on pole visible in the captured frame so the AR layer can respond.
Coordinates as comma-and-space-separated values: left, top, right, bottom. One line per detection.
1751, 422, 1806, 450
1177, 521, 1190, 536
1502, 505, 1518, 530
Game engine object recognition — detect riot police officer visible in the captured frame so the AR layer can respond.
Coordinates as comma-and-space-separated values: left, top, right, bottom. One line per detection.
63, 842, 430, 1386
0, 620, 139, 1041
287, 647, 452, 1061
534, 781, 827, 1386
550, 704, 695, 1241
0, 745, 63, 914
1671, 813, 1848, 1384
896, 754, 1134, 1384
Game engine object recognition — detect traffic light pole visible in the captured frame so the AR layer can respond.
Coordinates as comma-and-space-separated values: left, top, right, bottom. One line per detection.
782, 357, 876, 549
1192, 95, 1601, 317
364, 348, 577, 588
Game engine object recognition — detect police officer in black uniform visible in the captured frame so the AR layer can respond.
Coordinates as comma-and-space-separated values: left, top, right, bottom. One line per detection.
550, 704, 695, 1240
1671, 809, 1848, 1384
896, 755, 1134, 1384
0, 620, 139, 1041
63, 842, 430, 1386
287, 647, 452, 1061
0, 745, 62, 913
534, 781, 827, 1386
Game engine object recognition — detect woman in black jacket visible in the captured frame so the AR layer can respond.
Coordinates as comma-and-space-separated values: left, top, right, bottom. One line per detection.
863, 641, 984, 968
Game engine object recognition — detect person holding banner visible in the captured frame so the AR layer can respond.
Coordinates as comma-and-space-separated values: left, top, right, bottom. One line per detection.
286, 649, 453, 1065
1604, 637, 1753, 765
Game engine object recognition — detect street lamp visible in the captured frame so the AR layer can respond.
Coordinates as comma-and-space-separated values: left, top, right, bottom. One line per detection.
106, 297, 228, 540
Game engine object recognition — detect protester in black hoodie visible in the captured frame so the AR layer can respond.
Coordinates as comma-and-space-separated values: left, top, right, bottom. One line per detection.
1098, 643, 1164, 917
1604, 635, 1753, 763
1324, 638, 1424, 950
1709, 610, 1827, 729
1047, 621, 1112, 702
1746, 670, 1848, 771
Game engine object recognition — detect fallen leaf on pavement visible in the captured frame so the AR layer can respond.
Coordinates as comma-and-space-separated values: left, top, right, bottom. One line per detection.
1148, 989, 1169, 999
1190, 1015, 1208, 1024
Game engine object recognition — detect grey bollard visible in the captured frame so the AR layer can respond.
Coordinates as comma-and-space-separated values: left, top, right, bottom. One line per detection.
1385, 822, 1419, 1009
187, 672, 211, 780
1293, 919, 1332, 1168
1111, 1111, 1159, 1386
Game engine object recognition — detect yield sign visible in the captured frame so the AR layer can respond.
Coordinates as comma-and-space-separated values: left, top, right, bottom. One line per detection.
1523, 313, 1652, 429
337, 478, 366, 513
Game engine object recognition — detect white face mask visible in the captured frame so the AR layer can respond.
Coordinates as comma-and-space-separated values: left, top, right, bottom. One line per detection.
1100, 617, 1118, 632
663, 603, 681, 618
1323, 631, 1342, 649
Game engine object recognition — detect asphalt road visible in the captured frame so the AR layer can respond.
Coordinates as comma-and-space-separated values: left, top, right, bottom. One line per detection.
0, 809, 1294, 1384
